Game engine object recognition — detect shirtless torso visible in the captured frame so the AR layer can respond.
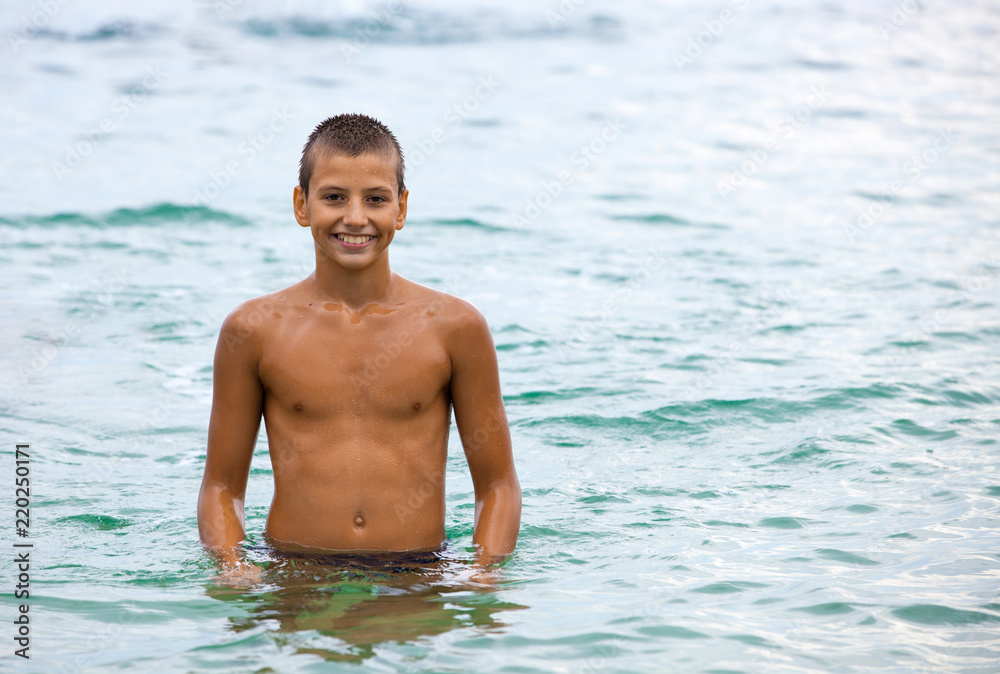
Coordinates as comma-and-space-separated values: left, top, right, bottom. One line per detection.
258, 276, 452, 552
197, 146, 520, 577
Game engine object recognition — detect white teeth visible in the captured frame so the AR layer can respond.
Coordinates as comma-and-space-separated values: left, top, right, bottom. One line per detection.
338, 234, 373, 245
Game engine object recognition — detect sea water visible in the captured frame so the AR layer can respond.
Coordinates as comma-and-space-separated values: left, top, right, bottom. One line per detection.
1, 0, 999, 671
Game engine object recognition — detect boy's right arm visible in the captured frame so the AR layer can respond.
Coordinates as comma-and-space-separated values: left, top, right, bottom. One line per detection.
197, 305, 264, 570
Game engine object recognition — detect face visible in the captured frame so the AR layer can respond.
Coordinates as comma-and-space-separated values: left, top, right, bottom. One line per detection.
293, 151, 408, 271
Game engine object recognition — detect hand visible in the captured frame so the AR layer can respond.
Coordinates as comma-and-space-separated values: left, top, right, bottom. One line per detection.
468, 565, 501, 587
215, 560, 263, 587
463, 547, 508, 588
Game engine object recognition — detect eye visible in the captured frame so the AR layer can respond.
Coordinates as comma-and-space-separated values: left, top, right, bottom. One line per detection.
324, 193, 344, 202
368, 195, 387, 204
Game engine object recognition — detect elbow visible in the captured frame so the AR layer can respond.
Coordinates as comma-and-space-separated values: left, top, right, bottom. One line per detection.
480, 475, 521, 510
196, 482, 246, 546
490, 477, 522, 532
506, 479, 522, 516
488, 479, 522, 557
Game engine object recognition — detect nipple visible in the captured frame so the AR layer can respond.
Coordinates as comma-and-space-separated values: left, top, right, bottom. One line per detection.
354, 515, 365, 529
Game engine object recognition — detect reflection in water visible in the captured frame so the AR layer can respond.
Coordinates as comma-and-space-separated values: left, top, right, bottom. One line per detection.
205, 549, 526, 664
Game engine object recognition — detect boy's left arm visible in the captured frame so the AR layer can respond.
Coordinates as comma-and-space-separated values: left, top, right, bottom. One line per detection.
448, 303, 522, 565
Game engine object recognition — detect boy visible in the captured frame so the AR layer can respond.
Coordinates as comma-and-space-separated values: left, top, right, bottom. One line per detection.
197, 114, 521, 578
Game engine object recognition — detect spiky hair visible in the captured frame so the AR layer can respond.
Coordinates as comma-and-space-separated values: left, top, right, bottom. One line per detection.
298, 113, 405, 196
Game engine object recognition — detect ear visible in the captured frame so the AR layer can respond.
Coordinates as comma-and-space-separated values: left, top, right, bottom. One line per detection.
293, 186, 310, 228
395, 189, 408, 231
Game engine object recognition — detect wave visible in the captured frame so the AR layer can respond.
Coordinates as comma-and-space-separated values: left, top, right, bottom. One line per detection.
0, 202, 252, 228
418, 217, 508, 232
606, 213, 734, 231
239, 8, 626, 44
23, 20, 159, 43
893, 604, 1000, 626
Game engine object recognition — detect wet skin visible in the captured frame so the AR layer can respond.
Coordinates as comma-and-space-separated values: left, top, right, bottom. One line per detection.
197, 151, 521, 574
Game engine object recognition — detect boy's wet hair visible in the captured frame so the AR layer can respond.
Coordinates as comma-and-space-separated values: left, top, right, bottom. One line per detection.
298, 113, 405, 197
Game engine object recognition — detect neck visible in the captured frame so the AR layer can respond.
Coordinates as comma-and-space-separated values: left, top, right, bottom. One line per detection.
311, 251, 394, 308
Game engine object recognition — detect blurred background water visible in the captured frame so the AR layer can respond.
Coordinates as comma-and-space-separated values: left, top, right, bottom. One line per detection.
1, 0, 999, 671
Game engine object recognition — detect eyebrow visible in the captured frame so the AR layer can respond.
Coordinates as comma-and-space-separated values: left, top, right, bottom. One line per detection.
315, 184, 393, 194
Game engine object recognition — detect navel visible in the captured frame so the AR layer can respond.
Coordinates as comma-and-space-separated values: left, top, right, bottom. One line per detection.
354, 514, 365, 529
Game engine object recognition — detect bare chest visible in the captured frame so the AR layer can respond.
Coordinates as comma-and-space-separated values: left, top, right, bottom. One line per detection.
258, 309, 451, 419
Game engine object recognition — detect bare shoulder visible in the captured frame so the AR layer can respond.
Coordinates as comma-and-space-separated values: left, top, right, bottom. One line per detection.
440, 295, 491, 342
218, 281, 307, 350
397, 276, 490, 339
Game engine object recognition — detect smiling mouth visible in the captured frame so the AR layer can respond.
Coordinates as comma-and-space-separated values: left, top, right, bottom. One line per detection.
335, 234, 376, 245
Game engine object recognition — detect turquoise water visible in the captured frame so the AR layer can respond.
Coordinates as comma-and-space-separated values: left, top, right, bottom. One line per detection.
2, 0, 1000, 671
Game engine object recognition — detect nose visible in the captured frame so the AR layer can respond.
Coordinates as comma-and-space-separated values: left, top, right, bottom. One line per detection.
343, 197, 366, 226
